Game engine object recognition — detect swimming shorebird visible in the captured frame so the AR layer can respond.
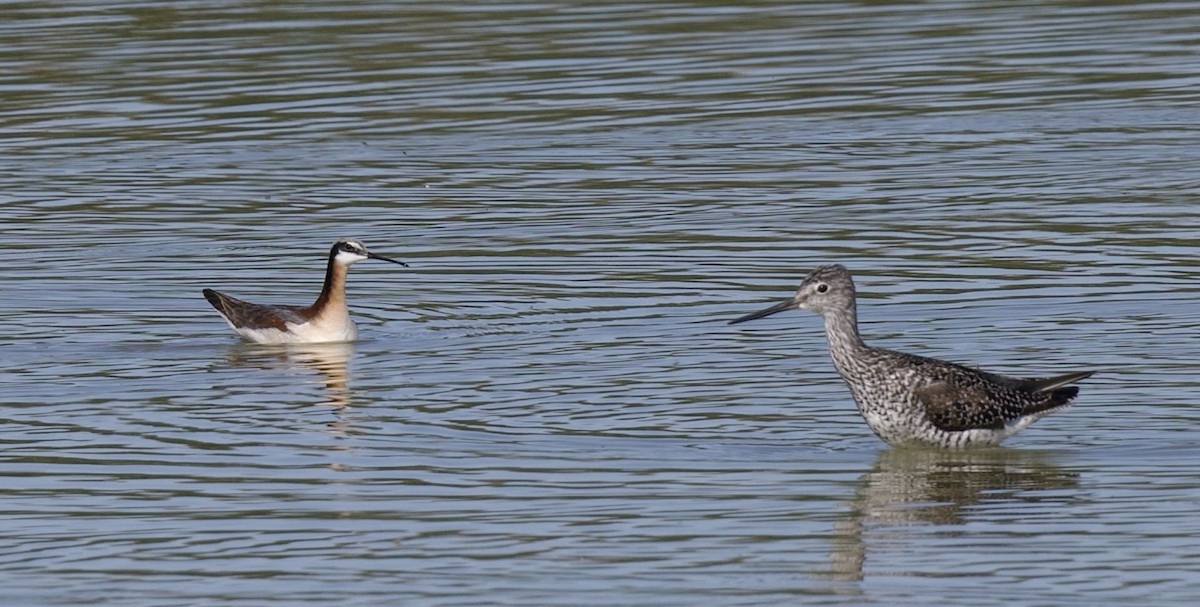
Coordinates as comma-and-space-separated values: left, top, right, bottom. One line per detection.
729, 264, 1094, 448
203, 238, 407, 344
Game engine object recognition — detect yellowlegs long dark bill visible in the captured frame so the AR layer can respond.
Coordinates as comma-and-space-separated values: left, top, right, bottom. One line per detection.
203, 238, 407, 345
730, 264, 1094, 448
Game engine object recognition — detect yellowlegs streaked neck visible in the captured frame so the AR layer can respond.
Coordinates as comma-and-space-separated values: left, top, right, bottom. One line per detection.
203, 238, 407, 344
730, 264, 1094, 448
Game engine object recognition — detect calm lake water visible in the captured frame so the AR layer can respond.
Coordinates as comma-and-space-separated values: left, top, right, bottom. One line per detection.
3, 1, 1200, 605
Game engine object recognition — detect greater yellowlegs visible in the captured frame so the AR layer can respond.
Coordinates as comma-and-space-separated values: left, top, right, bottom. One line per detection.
730, 264, 1094, 448
203, 238, 407, 344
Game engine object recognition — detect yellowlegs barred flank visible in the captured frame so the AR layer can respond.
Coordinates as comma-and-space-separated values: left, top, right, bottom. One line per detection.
203, 238, 407, 344
730, 264, 1094, 448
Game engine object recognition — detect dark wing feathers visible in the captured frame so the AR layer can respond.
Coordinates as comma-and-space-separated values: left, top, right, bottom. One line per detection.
1016, 370, 1096, 393
915, 369, 1088, 433
915, 380, 1009, 431
203, 288, 305, 332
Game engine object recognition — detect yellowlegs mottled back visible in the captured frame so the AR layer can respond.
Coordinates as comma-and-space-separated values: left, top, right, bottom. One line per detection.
203, 238, 407, 344
730, 264, 1094, 448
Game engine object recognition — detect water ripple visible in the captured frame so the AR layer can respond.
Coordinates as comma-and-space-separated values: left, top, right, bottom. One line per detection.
2, 1, 1200, 605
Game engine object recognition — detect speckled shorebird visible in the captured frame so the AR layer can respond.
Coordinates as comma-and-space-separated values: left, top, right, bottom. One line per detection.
203, 238, 407, 344
729, 264, 1094, 448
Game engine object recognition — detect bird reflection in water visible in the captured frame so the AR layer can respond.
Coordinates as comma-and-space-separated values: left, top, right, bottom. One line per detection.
827, 448, 1079, 583
278, 342, 355, 409
224, 342, 356, 435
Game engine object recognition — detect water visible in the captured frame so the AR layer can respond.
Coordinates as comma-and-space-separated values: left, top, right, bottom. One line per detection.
2, 1, 1200, 605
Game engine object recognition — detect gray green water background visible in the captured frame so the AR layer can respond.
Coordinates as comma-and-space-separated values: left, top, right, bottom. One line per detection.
2, 2, 1200, 605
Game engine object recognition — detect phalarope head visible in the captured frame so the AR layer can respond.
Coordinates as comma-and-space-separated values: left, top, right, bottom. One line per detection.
332, 238, 408, 267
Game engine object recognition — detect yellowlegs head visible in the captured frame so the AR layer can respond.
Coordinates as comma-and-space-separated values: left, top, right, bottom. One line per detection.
729, 264, 856, 324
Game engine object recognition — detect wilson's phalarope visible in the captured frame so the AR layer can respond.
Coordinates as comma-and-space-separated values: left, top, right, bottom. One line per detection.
203, 238, 407, 344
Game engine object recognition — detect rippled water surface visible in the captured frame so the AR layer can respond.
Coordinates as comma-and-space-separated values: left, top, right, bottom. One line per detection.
3, 2, 1200, 605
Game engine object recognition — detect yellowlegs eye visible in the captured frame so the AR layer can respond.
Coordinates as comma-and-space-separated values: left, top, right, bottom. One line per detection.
816, 283, 829, 293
